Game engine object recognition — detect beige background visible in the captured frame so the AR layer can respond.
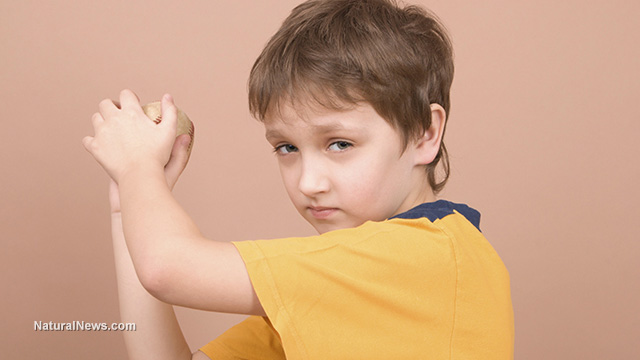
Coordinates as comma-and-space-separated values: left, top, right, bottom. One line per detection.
1, 0, 638, 359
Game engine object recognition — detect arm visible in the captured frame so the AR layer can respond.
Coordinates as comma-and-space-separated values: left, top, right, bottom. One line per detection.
111, 135, 197, 359
117, 162, 262, 314
84, 90, 264, 316
113, 211, 192, 359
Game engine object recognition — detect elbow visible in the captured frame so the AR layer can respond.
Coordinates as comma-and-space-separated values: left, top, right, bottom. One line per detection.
136, 255, 176, 302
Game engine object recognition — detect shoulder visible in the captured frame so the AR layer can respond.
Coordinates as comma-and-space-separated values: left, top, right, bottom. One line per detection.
236, 216, 440, 250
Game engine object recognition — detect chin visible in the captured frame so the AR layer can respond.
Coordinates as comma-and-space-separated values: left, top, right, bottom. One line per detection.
311, 222, 338, 235
312, 220, 362, 235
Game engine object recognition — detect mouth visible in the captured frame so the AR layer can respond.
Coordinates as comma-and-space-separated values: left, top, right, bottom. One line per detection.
308, 206, 339, 220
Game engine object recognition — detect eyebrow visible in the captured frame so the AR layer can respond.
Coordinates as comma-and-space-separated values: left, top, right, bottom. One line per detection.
265, 122, 362, 141
265, 129, 282, 142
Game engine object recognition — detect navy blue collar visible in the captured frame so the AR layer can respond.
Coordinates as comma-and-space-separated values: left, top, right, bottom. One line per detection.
390, 200, 481, 232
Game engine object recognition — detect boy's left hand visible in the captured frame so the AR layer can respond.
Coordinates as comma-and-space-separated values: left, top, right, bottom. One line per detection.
83, 89, 178, 183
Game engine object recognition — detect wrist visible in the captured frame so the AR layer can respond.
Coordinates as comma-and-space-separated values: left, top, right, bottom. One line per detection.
116, 163, 172, 217
118, 162, 167, 187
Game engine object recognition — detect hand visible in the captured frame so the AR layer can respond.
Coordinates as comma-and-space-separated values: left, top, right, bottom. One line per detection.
109, 132, 193, 214
83, 89, 178, 183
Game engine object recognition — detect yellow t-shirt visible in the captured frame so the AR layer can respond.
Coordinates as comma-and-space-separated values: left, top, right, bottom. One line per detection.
200, 200, 514, 359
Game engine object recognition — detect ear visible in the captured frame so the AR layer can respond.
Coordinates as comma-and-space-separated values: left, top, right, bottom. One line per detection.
413, 103, 446, 166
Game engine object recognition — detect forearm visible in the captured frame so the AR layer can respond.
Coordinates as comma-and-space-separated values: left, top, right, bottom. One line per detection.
118, 164, 205, 298
117, 164, 263, 315
112, 213, 192, 360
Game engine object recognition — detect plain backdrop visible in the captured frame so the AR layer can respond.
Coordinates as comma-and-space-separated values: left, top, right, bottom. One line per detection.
1, 0, 638, 359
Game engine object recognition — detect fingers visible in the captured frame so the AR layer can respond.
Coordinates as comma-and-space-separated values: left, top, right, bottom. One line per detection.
86, 90, 179, 164
164, 134, 192, 189
119, 89, 141, 109
98, 89, 141, 118
91, 112, 104, 128
160, 94, 178, 132
98, 98, 119, 118
82, 135, 95, 153
83, 112, 105, 154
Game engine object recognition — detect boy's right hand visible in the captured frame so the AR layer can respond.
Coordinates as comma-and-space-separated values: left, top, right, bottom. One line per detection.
109, 133, 193, 214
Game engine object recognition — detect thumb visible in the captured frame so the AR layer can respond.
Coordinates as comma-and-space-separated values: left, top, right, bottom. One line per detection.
160, 94, 178, 135
165, 134, 192, 189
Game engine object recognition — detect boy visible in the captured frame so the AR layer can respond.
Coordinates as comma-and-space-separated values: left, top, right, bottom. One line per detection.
83, 0, 514, 358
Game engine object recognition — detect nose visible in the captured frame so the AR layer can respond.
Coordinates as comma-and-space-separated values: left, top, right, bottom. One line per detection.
298, 155, 330, 197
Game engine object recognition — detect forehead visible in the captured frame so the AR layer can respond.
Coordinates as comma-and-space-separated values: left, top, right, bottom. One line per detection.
264, 102, 376, 141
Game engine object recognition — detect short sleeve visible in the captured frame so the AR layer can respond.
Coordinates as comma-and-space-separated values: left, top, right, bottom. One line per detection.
229, 207, 513, 359
199, 316, 285, 360
231, 219, 459, 359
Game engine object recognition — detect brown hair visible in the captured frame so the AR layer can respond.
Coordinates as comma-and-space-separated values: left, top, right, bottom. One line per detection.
248, 0, 454, 193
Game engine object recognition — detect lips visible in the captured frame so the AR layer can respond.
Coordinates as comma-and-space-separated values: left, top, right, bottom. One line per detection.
308, 206, 338, 219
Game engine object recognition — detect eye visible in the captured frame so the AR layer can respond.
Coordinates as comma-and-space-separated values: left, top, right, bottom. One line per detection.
328, 141, 352, 151
274, 144, 298, 155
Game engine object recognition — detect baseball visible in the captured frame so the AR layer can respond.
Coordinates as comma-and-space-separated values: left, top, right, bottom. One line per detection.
141, 101, 195, 154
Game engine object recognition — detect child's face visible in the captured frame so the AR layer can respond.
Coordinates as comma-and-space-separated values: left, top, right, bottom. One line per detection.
265, 102, 434, 234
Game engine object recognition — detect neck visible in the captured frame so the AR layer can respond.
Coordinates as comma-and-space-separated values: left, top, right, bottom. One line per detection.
393, 173, 436, 217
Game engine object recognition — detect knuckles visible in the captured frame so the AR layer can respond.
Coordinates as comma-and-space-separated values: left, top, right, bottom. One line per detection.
120, 88, 136, 99
82, 136, 98, 154
91, 112, 102, 125
99, 98, 114, 109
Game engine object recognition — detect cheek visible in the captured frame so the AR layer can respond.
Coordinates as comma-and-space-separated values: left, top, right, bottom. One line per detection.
340, 157, 399, 198
278, 163, 301, 203
342, 153, 411, 205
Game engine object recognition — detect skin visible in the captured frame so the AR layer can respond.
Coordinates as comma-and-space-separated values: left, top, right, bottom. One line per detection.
83, 89, 446, 359
265, 101, 445, 234
109, 142, 193, 360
